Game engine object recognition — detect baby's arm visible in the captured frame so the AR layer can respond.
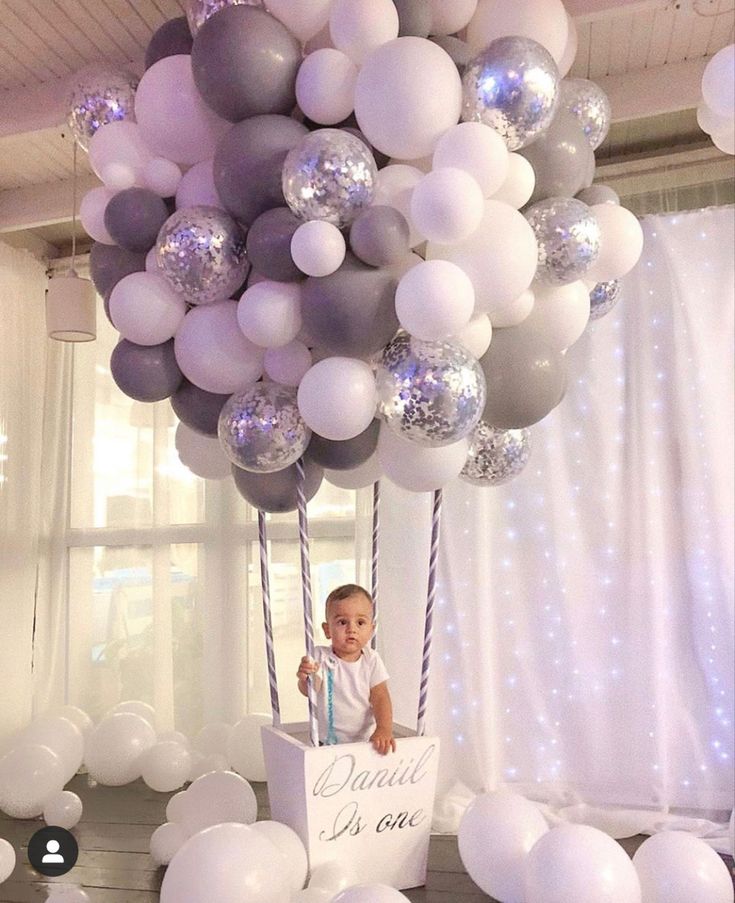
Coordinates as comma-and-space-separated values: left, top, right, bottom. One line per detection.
369, 681, 396, 755
296, 655, 322, 697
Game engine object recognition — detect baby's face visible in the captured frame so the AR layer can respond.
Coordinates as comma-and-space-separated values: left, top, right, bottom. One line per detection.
323, 594, 374, 660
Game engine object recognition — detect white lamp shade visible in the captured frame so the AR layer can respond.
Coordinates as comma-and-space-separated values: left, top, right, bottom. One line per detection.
46, 272, 97, 342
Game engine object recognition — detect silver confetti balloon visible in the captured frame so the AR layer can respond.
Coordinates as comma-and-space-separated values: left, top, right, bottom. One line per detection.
525, 197, 601, 286
376, 333, 486, 448
460, 422, 531, 487
68, 66, 139, 151
218, 382, 310, 473
186, 0, 261, 35
562, 78, 612, 151
461, 36, 560, 151
156, 206, 248, 305
588, 279, 621, 320
282, 129, 378, 228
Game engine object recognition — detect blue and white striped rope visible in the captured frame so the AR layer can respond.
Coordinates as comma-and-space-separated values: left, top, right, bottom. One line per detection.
417, 488, 443, 736
257, 509, 280, 727
296, 457, 320, 747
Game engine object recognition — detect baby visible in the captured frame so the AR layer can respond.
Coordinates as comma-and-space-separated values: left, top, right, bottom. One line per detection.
297, 584, 396, 755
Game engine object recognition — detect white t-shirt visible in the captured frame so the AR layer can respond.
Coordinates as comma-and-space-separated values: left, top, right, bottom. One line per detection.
313, 645, 389, 744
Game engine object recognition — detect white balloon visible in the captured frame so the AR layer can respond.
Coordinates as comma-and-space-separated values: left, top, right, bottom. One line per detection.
291, 221, 346, 277
88, 120, 152, 189
396, 259, 475, 340
378, 427, 469, 492
0, 743, 64, 818
267, 0, 332, 42
80, 186, 117, 244
193, 722, 233, 757
427, 200, 538, 318
701, 43, 735, 119
433, 122, 509, 198
51, 705, 94, 740
490, 153, 536, 209
410, 167, 484, 244
524, 281, 590, 351
264, 341, 313, 387
467, 0, 569, 65
696, 100, 733, 136
19, 716, 84, 784
459, 791, 549, 903
632, 831, 734, 903
166, 790, 188, 824
451, 314, 493, 359
428, 0, 478, 36
325, 451, 382, 491
355, 37, 463, 160
150, 821, 188, 866
135, 55, 229, 165
308, 860, 361, 894
109, 272, 187, 345
296, 49, 359, 126
237, 281, 302, 349
175, 423, 231, 481
251, 821, 308, 893
373, 164, 424, 247
558, 11, 579, 78
330, 0, 399, 65
108, 700, 156, 726
176, 159, 221, 210
333, 886, 410, 903
140, 741, 192, 793
158, 730, 191, 749
524, 824, 642, 903
181, 771, 258, 836
0, 838, 15, 883
44, 790, 83, 829
144, 157, 183, 197
160, 823, 290, 903
298, 357, 377, 441
174, 301, 264, 394
226, 713, 270, 783
145, 247, 160, 273
712, 125, 735, 155
490, 287, 535, 328
84, 713, 156, 786
585, 203, 644, 281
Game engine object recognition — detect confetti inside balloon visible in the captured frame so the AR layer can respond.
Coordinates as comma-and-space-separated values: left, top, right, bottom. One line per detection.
218, 382, 310, 473
525, 197, 601, 286
186, 0, 261, 35
461, 36, 560, 151
561, 78, 612, 151
376, 333, 486, 448
588, 279, 621, 320
68, 66, 139, 151
282, 129, 378, 228
460, 422, 531, 487
156, 206, 248, 305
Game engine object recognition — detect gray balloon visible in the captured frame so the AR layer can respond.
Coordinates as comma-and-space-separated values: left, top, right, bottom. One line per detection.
145, 17, 193, 70
110, 339, 183, 403
479, 325, 567, 428
577, 184, 620, 206
393, 0, 432, 37
430, 36, 473, 75
214, 115, 308, 227
90, 242, 147, 297
191, 5, 301, 122
306, 419, 380, 471
171, 380, 230, 436
519, 108, 594, 205
301, 254, 399, 357
349, 205, 410, 267
104, 188, 169, 253
246, 207, 303, 282
232, 457, 324, 514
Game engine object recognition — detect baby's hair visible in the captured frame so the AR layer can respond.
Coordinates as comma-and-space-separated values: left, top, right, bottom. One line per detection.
325, 583, 373, 618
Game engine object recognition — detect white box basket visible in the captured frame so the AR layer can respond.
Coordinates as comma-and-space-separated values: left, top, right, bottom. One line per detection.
261, 722, 440, 891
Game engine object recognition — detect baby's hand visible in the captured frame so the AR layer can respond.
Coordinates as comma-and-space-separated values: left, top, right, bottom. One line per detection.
297, 656, 319, 682
370, 727, 396, 756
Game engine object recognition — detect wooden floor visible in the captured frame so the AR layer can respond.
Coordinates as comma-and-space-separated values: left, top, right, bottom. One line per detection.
1, 776, 733, 902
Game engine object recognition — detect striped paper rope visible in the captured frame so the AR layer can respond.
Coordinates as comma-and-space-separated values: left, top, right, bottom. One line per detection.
416, 488, 443, 736
257, 509, 281, 727
371, 480, 380, 651
296, 458, 320, 747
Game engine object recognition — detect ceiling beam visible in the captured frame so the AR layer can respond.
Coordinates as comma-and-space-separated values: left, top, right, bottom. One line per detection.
597, 58, 708, 122
566, 0, 671, 22
0, 174, 101, 233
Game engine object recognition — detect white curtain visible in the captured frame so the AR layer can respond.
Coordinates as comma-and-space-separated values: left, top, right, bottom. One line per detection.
377, 206, 734, 847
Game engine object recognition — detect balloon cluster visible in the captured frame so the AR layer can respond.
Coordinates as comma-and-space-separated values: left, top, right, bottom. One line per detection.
71, 0, 645, 509
698, 43, 735, 155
